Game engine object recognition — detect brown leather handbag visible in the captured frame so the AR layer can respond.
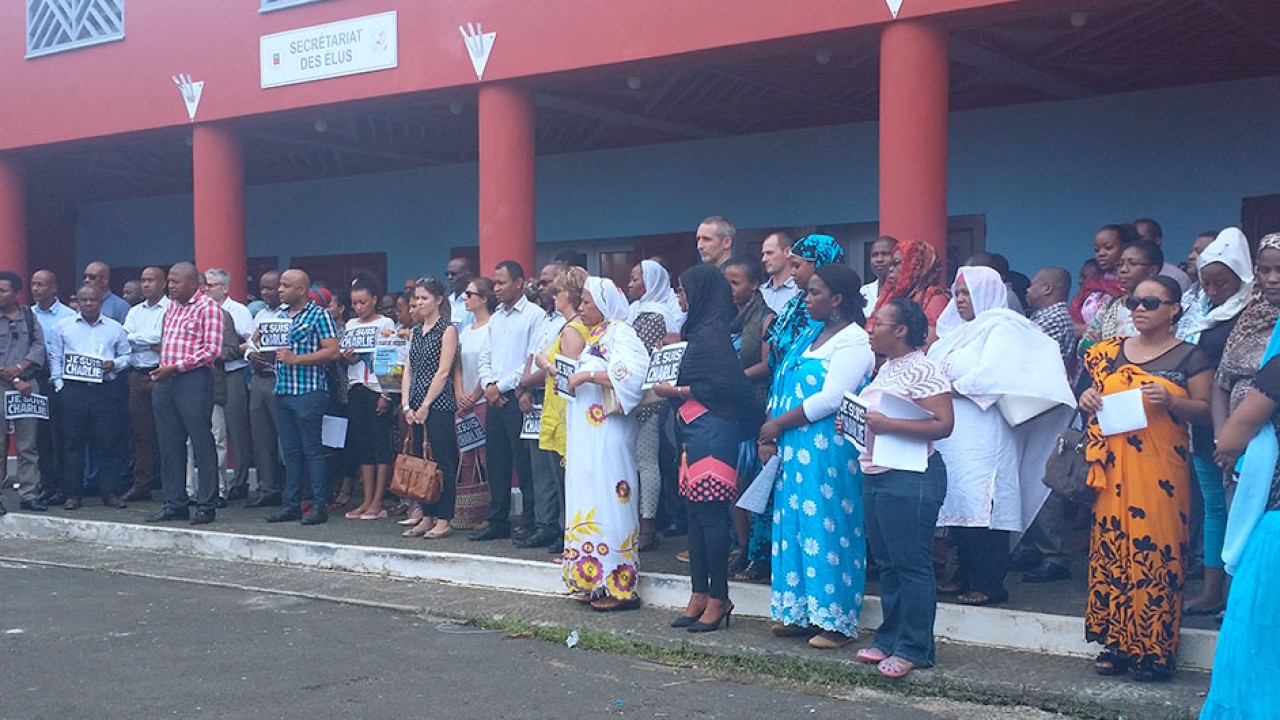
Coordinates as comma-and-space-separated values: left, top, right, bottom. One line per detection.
391, 430, 443, 503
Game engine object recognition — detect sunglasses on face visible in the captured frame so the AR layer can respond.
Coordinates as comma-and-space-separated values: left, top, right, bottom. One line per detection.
1124, 295, 1177, 312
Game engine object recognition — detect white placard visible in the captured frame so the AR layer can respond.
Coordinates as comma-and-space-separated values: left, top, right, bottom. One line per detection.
736, 454, 780, 514
1096, 387, 1149, 437
261, 12, 398, 89
554, 356, 578, 400
63, 353, 104, 384
341, 325, 380, 353
4, 391, 48, 420
520, 404, 543, 440
256, 320, 292, 351
869, 392, 933, 472
642, 342, 687, 390
321, 415, 348, 449
455, 413, 486, 452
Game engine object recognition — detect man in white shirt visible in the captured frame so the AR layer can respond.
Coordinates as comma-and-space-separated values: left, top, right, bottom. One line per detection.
473, 260, 544, 541
48, 284, 132, 510
515, 262, 569, 549
861, 236, 897, 311
205, 268, 255, 501
759, 231, 798, 314
30, 269, 76, 504
445, 257, 476, 331
245, 270, 285, 508
120, 266, 169, 502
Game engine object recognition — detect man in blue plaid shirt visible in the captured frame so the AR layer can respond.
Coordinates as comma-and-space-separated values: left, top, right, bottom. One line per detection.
249, 269, 340, 526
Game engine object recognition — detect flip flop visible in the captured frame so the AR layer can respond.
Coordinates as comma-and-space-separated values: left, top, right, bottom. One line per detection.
877, 656, 914, 679
856, 647, 889, 664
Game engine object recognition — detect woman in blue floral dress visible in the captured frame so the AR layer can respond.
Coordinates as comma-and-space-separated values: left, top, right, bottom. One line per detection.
758, 265, 876, 649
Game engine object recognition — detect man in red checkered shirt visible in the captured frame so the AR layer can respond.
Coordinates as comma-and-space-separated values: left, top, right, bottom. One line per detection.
146, 262, 225, 525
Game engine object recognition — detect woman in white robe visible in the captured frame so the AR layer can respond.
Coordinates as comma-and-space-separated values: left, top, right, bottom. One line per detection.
928, 266, 1076, 606
562, 277, 651, 611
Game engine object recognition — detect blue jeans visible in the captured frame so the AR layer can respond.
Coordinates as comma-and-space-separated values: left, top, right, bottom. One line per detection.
276, 390, 329, 513
863, 453, 947, 667
1193, 449, 1228, 569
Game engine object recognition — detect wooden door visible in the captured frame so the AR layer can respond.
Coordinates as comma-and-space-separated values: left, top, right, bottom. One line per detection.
1242, 193, 1280, 254
291, 252, 387, 296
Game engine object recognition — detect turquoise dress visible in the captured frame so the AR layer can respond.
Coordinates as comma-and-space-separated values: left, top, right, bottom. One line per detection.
768, 324, 867, 635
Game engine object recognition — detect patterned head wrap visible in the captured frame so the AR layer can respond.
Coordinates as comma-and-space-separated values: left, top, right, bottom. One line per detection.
1221, 232, 1280, 360
791, 234, 846, 267
871, 239, 947, 318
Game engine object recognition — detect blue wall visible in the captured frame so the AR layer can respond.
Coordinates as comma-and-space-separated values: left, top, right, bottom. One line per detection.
77, 75, 1280, 285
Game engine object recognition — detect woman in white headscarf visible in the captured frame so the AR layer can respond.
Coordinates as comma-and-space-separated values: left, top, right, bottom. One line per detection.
1177, 228, 1253, 614
626, 259, 683, 549
929, 266, 1076, 606
562, 277, 651, 611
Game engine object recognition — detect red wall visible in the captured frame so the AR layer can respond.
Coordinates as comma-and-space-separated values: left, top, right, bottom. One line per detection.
0, 0, 1037, 151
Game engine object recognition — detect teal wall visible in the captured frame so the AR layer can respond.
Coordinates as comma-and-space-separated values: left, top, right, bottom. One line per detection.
77, 75, 1280, 288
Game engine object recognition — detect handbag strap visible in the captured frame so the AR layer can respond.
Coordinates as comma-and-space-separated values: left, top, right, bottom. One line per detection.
401, 431, 413, 456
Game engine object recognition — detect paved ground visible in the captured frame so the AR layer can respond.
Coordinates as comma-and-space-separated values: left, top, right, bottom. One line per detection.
0, 490, 1219, 630
2, 562, 1076, 720
0, 536, 1209, 719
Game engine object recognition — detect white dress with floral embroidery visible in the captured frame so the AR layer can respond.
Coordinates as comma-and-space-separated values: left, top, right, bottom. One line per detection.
562, 321, 650, 600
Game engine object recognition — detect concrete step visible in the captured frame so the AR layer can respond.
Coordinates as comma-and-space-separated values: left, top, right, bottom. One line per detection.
0, 512, 1218, 671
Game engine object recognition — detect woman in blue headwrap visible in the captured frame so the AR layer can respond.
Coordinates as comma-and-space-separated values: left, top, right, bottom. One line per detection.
764, 234, 846, 368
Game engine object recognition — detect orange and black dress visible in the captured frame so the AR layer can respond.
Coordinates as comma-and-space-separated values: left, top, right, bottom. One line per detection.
1081, 337, 1212, 674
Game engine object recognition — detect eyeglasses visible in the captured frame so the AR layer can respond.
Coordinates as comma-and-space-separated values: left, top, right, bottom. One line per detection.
1124, 295, 1177, 311
462, 290, 484, 298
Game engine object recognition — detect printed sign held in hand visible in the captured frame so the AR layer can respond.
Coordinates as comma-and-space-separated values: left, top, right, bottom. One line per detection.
63, 353, 104, 384
256, 320, 292, 351
5, 391, 49, 420
838, 392, 868, 452
341, 325, 380, 353
642, 342, 687, 390
555, 356, 578, 400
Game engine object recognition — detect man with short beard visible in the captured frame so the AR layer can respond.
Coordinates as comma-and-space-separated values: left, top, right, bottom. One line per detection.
861, 236, 897, 310
759, 231, 797, 314
246, 270, 285, 507
146, 262, 225, 525
120, 266, 169, 501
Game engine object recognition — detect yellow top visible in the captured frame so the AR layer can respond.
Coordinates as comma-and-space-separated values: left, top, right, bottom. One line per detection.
539, 320, 589, 456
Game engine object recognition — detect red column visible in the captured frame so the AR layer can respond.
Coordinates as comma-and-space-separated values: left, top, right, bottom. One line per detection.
477, 83, 536, 277
193, 124, 247, 300
0, 154, 28, 300
879, 21, 949, 262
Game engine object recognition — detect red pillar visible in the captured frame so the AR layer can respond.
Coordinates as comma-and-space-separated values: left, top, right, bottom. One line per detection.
0, 154, 28, 301
477, 83, 536, 277
879, 21, 949, 262
192, 124, 247, 300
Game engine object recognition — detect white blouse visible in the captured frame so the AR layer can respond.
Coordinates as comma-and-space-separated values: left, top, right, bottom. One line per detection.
800, 323, 875, 422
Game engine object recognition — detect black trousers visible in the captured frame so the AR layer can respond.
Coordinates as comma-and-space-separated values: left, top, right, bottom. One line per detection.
153, 368, 219, 515
60, 380, 126, 501
415, 409, 460, 521
35, 385, 64, 496
953, 526, 1011, 599
687, 500, 732, 600
482, 394, 531, 531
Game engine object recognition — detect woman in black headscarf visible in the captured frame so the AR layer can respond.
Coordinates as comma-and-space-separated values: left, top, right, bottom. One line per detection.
655, 265, 764, 633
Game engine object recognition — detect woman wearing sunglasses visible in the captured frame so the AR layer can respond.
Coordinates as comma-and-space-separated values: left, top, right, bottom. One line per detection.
1078, 276, 1213, 682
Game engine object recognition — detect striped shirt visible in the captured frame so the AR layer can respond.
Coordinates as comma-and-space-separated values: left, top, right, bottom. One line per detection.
159, 291, 224, 373
271, 302, 340, 396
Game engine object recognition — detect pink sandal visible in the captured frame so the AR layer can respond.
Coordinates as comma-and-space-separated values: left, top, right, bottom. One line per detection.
856, 647, 888, 664
877, 656, 915, 679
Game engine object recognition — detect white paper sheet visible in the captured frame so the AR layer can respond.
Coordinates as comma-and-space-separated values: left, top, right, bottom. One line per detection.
321, 415, 349, 448
868, 391, 933, 472
735, 454, 779, 514
1096, 387, 1148, 436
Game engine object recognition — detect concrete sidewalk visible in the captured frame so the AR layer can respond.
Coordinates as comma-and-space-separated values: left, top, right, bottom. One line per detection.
0, 535, 1207, 719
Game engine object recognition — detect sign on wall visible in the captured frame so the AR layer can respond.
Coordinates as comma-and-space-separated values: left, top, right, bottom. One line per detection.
260, 11, 398, 89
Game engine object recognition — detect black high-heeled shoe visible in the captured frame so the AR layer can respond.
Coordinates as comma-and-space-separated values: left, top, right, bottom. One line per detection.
687, 602, 733, 633
670, 614, 700, 628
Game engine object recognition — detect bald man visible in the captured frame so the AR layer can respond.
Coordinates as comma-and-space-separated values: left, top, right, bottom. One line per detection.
147, 262, 225, 525
251, 268, 341, 526
82, 261, 131, 324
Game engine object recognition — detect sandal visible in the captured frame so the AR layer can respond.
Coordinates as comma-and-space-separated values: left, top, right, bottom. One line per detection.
591, 596, 643, 612
856, 647, 889, 664
808, 631, 855, 650
956, 591, 1007, 606
877, 656, 915, 679
770, 623, 817, 638
1129, 659, 1173, 683
936, 581, 963, 595
1093, 651, 1129, 676
732, 560, 770, 584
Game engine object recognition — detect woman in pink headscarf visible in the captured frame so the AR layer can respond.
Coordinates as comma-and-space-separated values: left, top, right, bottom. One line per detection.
928, 266, 1076, 606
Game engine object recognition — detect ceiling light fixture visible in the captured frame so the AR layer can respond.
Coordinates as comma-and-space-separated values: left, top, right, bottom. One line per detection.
1070, 11, 1088, 28
449, 101, 464, 115
814, 48, 832, 65
313, 118, 328, 133
626, 75, 643, 91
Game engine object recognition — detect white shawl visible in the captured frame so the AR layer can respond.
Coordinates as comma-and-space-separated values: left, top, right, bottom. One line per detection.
1181, 227, 1254, 341
587, 277, 650, 415
627, 260, 685, 332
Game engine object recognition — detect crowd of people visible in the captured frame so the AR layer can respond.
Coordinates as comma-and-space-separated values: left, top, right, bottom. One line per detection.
0, 215, 1275, 712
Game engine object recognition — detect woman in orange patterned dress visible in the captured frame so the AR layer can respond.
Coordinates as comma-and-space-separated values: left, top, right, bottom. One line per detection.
1078, 276, 1213, 681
